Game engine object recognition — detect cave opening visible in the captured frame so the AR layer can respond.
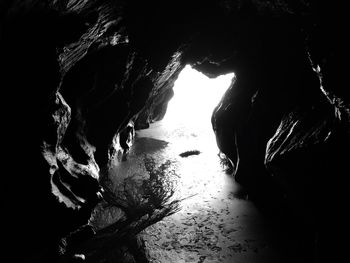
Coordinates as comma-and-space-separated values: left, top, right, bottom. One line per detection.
130, 64, 237, 197
163, 64, 234, 133
100, 65, 285, 262
162, 64, 235, 161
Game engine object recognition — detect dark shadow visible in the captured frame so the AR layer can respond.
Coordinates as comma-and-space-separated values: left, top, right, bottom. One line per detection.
179, 150, 201, 157
132, 137, 169, 155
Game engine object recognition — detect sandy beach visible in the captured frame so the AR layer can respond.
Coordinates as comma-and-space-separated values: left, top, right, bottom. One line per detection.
108, 120, 284, 263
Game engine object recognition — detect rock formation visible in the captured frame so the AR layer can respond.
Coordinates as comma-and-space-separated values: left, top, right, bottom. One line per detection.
1, 0, 349, 262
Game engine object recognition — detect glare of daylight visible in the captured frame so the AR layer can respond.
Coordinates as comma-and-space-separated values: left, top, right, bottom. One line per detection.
162, 65, 234, 130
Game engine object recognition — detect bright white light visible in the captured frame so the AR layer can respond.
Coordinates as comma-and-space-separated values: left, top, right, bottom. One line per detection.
135, 65, 235, 201
162, 65, 234, 130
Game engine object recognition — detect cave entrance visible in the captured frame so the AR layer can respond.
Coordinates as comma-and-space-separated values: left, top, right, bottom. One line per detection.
131, 64, 237, 200
160, 65, 234, 155
125, 64, 236, 198
163, 65, 234, 136
108, 65, 280, 262
130, 65, 278, 262
160, 64, 234, 156
134, 64, 236, 191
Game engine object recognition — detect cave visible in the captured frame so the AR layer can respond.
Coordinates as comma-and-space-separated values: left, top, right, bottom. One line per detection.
1, 1, 349, 263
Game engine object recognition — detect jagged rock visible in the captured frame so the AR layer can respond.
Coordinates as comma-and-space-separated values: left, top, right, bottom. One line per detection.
135, 88, 175, 129
264, 95, 350, 262
265, 97, 346, 206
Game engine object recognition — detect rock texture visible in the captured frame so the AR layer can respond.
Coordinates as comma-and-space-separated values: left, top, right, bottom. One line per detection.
1, 0, 349, 262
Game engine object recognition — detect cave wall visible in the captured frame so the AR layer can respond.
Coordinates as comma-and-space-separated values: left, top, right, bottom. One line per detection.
1, 0, 349, 262
210, 2, 350, 262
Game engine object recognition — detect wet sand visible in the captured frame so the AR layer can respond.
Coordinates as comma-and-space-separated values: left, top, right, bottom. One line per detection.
111, 121, 283, 262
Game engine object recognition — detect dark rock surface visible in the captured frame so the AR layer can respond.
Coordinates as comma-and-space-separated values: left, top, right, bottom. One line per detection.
1, 0, 349, 262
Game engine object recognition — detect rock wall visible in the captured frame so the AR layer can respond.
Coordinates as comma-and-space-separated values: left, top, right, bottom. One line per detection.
210, 2, 350, 262
1, 1, 349, 262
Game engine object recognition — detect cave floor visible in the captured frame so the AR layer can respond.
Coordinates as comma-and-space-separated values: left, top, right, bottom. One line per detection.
112, 120, 287, 263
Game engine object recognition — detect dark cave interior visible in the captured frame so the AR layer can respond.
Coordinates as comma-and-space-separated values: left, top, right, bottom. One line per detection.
1, 1, 349, 262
